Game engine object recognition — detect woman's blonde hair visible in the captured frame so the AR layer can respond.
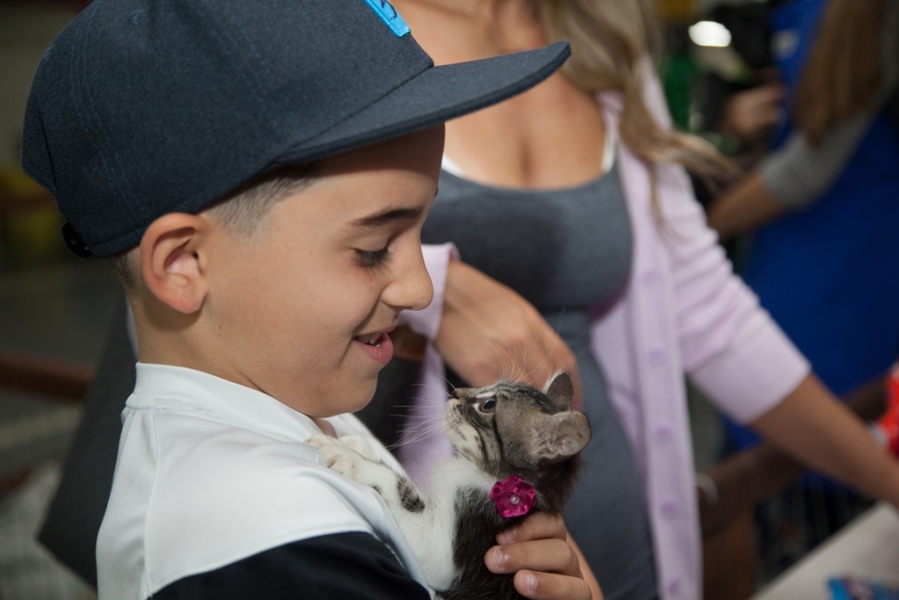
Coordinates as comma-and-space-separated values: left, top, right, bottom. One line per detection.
793, 0, 888, 146
534, 0, 728, 177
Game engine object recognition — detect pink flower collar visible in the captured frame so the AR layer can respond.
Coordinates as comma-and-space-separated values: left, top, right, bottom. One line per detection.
490, 475, 536, 519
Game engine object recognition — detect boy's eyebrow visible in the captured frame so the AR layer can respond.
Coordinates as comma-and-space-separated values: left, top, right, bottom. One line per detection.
352, 206, 424, 228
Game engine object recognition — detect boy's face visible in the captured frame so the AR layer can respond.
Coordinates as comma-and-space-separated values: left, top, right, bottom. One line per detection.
204, 126, 443, 417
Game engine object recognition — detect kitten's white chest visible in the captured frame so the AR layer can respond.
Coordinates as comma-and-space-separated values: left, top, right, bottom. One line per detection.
397, 458, 494, 589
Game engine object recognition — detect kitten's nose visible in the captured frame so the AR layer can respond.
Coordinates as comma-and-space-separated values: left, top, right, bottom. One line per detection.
450, 388, 470, 400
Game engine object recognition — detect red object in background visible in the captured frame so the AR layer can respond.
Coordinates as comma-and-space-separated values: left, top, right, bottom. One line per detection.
878, 365, 899, 457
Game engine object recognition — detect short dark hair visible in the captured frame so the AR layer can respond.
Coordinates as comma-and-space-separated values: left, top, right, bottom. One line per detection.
107, 162, 317, 291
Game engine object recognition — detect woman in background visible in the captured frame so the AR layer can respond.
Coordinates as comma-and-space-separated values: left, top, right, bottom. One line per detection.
389, 1, 899, 599
707, 0, 899, 571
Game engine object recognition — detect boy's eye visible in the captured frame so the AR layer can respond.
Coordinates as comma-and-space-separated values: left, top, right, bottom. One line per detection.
356, 247, 390, 268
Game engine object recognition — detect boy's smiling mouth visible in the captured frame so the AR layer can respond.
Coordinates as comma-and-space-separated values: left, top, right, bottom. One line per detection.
356, 333, 384, 346
353, 329, 395, 366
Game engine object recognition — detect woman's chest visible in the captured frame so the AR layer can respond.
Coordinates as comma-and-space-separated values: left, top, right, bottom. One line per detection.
422, 169, 633, 310
443, 74, 608, 188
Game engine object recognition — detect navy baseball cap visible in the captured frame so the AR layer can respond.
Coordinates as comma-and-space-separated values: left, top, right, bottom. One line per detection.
21, 0, 569, 258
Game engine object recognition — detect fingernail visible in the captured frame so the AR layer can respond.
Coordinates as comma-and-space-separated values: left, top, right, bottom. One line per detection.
497, 529, 515, 544
491, 546, 506, 569
524, 572, 537, 593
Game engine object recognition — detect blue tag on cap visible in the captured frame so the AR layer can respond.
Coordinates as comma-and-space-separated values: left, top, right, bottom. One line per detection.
364, 0, 410, 37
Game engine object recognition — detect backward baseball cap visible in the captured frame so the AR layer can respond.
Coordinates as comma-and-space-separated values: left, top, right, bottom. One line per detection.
21, 0, 569, 258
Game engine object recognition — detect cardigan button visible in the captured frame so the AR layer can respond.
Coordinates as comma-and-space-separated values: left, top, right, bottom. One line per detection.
661, 498, 680, 519
666, 576, 682, 596
647, 345, 666, 366
640, 267, 660, 286
654, 424, 673, 444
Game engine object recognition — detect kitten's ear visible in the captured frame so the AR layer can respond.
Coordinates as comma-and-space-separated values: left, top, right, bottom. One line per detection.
527, 412, 591, 463
545, 372, 574, 410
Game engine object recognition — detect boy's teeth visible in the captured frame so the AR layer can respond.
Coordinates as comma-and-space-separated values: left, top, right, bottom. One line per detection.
359, 333, 380, 345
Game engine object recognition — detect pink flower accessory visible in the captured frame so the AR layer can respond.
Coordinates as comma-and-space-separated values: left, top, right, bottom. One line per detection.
490, 475, 536, 519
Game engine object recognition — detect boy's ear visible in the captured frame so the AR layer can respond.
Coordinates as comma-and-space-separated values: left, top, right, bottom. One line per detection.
139, 213, 211, 314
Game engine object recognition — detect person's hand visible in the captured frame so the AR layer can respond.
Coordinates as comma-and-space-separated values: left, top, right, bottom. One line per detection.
719, 82, 785, 143
434, 261, 583, 407
484, 512, 601, 600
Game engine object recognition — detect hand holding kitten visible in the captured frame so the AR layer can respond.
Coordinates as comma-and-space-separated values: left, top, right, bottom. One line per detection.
486, 512, 602, 600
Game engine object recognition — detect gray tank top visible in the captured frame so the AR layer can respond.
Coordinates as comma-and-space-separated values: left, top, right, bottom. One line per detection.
422, 165, 658, 600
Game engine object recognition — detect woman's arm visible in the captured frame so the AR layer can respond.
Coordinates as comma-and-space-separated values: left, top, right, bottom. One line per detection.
707, 110, 878, 242
704, 168, 785, 241
750, 373, 899, 507
708, 1, 899, 242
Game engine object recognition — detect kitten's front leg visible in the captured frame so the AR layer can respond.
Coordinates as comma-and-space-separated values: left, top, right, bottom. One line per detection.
306, 434, 426, 514
306, 434, 456, 590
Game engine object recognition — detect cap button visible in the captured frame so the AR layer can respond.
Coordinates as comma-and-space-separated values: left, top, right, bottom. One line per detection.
61, 222, 92, 258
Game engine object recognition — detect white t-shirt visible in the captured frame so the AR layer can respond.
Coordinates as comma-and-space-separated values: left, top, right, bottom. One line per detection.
96, 363, 432, 599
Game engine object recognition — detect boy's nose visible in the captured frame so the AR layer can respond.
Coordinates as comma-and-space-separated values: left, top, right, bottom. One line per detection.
384, 245, 434, 312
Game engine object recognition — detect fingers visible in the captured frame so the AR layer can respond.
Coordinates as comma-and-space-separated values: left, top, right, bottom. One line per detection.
720, 83, 785, 141
496, 512, 567, 545
487, 514, 578, 577
485, 513, 600, 600
485, 536, 579, 577
746, 82, 785, 104
436, 261, 583, 405
512, 570, 594, 600
494, 309, 581, 405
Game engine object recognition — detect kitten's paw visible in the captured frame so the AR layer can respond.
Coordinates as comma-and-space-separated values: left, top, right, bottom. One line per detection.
306, 434, 359, 478
305, 433, 335, 453
339, 435, 379, 461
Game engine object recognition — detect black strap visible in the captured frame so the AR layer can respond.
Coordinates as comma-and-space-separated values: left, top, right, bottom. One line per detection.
39, 298, 135, 586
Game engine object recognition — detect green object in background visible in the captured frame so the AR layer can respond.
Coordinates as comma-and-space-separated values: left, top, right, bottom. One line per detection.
659, 49, 700, 132
0, 164, 67, 270
1, 207, 66, 269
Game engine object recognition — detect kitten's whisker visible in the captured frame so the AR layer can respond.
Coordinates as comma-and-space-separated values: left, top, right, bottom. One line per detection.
421, 363, 457, 393
392, 417, 448, 448
486, 340, 513, 383
391, 430, 443, 449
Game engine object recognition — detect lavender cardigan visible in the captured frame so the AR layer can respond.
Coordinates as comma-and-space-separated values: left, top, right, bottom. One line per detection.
400, 70, 810, 600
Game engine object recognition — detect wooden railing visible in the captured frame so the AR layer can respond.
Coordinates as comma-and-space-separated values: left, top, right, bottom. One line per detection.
0, 350, 93, 497
0, 350, 93, 403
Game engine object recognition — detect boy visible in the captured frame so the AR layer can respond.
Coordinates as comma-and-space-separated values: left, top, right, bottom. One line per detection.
21, 0, 590, 598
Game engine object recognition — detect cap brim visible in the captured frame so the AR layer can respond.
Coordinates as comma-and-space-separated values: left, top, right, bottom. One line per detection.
275, 41, 570, 164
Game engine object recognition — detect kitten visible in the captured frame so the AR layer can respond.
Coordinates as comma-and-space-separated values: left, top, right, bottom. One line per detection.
307, 372, 591, 600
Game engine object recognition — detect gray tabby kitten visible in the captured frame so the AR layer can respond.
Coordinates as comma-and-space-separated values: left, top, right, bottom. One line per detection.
308, 372, 591, 600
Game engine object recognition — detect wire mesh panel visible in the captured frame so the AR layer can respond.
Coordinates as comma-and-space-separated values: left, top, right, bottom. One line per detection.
0, 462, 95, 600
754, 479, 875, 586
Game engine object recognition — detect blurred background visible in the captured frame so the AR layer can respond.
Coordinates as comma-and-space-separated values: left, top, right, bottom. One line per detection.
1, 2, 115, 599
0, 0, 894, 598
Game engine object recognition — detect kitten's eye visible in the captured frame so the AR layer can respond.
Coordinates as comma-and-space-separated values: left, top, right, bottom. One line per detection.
481, 399, 496, 412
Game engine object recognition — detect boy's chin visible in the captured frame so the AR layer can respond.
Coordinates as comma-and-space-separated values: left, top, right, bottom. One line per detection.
327, 377, 380, 417
276, 376, 379, 419
353, 379, 381, 412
